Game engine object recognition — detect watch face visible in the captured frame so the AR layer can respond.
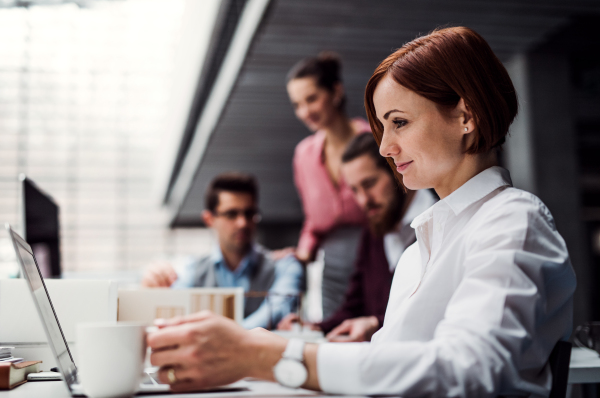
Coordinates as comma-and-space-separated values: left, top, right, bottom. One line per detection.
273, 358, 308, 388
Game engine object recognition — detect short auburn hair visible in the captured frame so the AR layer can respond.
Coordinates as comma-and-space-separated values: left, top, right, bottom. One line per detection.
205, 172, 258, 212
365, 26, 518, 169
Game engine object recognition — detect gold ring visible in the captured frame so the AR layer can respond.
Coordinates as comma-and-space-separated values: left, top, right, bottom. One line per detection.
167, 367, 177, 384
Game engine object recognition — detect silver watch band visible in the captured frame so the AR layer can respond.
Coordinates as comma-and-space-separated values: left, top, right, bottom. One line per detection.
282, 338, 305, 362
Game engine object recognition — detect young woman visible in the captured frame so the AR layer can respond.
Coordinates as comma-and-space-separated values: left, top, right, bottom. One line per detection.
148, 27, 576, 397
286, 52, 370, 319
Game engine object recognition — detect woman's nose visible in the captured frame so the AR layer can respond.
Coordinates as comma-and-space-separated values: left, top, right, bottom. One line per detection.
379, 130, 399, 158
296, 104, 309, 120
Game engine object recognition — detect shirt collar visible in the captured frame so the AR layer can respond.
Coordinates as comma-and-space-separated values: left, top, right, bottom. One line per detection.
400, 189, 437, 229
443, 166, 512, 216
410, 166, 512, 228
211, 244, 260, 276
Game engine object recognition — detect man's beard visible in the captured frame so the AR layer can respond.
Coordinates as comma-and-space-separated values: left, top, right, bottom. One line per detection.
368, 189, 404, 237
227, 229, 253, 255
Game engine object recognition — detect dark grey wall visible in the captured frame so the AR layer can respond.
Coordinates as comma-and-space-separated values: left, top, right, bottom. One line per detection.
505, 19, 600, 329
172, 0, 600, 227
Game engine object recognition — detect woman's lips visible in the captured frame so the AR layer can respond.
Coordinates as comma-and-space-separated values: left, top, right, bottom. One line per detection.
396, 161, 413, 172
305, 115, 321, 127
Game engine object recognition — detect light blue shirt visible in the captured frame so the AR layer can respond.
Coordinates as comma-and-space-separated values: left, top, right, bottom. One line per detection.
172, 245, 304, 330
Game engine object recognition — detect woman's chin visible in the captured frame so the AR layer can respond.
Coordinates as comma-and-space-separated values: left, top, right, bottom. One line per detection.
401, 175, 427, 191
304, 118, 323, 132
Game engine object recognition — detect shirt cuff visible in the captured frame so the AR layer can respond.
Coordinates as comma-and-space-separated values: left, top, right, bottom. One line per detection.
297, 232, 318, 258
317, 342, 367, 394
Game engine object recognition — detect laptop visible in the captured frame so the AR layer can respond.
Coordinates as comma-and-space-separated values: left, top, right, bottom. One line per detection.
6, 224, 170, 395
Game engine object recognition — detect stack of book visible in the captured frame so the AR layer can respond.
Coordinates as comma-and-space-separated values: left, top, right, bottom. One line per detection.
0, 347, 23, 364
0, 359, 42, 390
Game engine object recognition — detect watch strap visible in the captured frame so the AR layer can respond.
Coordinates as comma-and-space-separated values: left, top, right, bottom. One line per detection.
282, 338, 305, 362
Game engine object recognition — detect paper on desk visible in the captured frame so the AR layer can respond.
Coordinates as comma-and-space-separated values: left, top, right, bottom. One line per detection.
0, 347, 14, 357
0, 358, 23, 363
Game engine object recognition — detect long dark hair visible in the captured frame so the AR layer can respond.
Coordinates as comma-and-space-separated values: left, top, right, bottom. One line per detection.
287, 51, 347, 112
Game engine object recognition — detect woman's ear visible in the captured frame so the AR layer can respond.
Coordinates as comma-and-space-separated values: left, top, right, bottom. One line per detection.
333, 82, 345, 108
457, 98, 475, 135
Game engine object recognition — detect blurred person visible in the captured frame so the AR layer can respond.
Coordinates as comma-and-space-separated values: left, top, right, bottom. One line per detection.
285, 52, 370, 319
147, 27, 576, 397
141, 172, 303, 330
278, 133, 436, 342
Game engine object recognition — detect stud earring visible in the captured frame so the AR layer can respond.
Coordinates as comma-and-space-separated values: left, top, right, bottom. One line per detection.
464, 127, 468, 132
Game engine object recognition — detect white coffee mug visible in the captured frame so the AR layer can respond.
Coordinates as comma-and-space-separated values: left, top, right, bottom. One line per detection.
76, 322, 146, 398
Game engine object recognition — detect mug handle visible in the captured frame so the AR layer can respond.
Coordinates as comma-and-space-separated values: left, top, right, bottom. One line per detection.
574, 324, 592, 349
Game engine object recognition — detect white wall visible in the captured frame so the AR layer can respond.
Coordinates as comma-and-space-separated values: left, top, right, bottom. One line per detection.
0, 1, 215, 276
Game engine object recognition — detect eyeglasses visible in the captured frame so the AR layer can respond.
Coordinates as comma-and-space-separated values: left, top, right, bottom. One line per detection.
213, 208, 262, 223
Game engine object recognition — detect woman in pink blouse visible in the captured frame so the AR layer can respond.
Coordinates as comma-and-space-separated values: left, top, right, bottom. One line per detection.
286, 52, 370, 318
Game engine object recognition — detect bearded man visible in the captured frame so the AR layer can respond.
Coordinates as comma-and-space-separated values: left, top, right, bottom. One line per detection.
279, 133, 436, 341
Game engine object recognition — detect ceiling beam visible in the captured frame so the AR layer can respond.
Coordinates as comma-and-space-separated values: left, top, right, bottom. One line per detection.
165, 0, 271, 224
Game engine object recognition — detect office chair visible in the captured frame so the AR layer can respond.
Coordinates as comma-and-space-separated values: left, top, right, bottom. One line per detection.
548, 341, 572, 398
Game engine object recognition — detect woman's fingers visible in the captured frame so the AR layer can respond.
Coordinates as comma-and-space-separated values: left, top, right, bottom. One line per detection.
149, 315, 258, 390
154, 310, 214, 329
148, 322, 201, 351
157, 363, 226, 390
149, 343, 190, 367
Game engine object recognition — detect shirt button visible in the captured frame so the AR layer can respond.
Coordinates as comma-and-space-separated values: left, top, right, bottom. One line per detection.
435, 223, 442, 232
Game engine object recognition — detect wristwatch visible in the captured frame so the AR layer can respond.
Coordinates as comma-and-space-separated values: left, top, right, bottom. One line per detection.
273, 338, 308, 388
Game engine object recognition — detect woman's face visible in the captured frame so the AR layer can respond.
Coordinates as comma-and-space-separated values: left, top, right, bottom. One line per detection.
373, 75, 473, 196
287, 77, 340, 132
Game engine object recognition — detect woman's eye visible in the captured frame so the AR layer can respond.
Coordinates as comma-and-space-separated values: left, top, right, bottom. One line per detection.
393, 119, 407, 128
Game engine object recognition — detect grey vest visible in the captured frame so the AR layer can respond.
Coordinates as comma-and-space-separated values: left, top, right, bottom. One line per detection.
189, 249, 276, 317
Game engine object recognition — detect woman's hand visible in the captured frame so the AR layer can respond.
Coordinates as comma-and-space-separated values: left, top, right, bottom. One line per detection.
147, 311, 288, 392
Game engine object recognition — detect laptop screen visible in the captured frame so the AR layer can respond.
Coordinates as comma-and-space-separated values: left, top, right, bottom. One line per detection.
6, 224, 78, 388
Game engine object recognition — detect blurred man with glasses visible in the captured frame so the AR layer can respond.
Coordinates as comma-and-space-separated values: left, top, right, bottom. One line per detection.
142, 172, 304, 329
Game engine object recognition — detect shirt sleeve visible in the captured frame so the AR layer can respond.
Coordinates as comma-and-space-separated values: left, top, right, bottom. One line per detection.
317, 201, 575, 396
293, 145, 320, 258
242, 255, 305, 330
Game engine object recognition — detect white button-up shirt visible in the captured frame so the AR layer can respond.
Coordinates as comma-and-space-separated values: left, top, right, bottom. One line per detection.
317, 166, 576, 397
384, 189, 438, 271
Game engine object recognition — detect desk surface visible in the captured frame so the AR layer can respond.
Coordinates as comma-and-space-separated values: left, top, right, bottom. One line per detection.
569, 347, 600, 384
0, 379, 368, 398
2, 348, 600, 397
